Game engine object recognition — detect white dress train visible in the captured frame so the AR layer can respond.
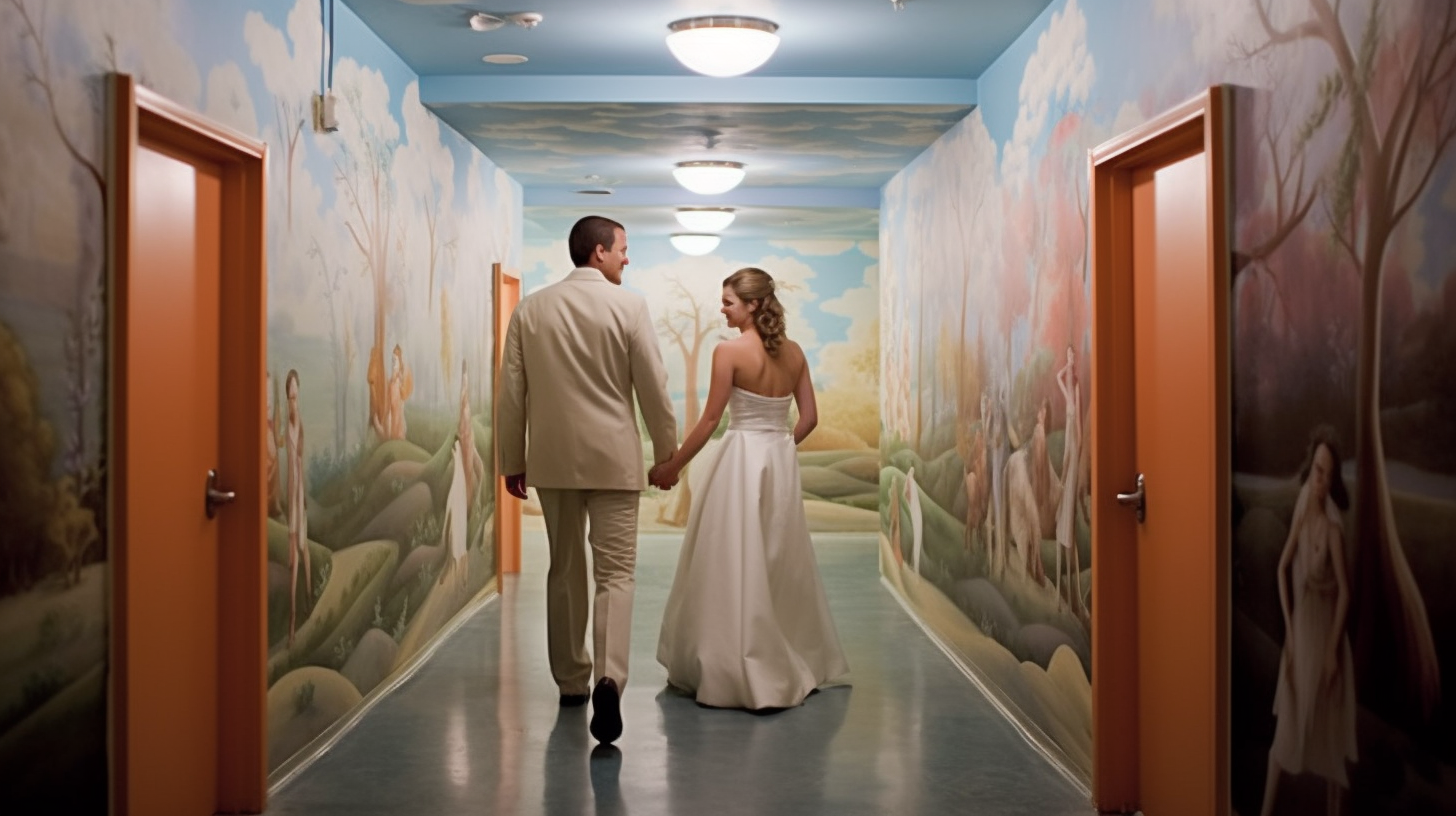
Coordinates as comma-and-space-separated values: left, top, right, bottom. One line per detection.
657, 387, 850, 710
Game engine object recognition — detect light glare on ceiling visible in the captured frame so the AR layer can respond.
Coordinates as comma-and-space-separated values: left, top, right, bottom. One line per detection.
675, 207, 736, 232
666, 16, 780, 77
673, 161, 746, 195
670, 234, 722, 256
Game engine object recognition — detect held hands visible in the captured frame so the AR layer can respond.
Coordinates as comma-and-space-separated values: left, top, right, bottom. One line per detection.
504, 473, 529, 500
649, 460, 681, 491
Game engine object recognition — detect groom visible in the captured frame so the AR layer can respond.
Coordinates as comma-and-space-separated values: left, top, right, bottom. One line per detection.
496, 215, 678, 745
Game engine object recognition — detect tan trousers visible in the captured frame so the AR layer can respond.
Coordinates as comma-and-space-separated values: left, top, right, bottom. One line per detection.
536, 488, 639, 696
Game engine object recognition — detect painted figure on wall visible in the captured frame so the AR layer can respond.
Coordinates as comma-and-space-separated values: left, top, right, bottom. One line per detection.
456, 360, 485, 508
440, 438, 469, 590
1055, 346, 1083, 615
961, 393, 991, 555
373, 343, 413, 440
1261, 427, 1357, 816
285, 368, 311, 648
265, 372, 284, 518
1005, 397, 1054, 584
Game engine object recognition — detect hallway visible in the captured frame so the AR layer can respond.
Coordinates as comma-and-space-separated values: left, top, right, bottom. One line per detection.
265, 531, 1092, 815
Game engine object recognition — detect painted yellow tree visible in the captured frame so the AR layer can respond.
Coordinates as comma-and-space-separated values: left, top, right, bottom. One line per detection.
655, 276, 720, 526
332, 72, 399, 433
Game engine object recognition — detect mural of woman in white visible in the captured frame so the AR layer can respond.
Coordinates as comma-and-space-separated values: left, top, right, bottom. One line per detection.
1055, 346, 1083, 615
905, 466, 923, 575
265, 371, 284, 518
285, 368, 311, 648
1261, 427, 1356, 816
455, 360, 485, 508
439, 438, 469, 591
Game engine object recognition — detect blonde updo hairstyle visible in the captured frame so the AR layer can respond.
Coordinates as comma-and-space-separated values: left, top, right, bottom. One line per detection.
724, 267, 787, 356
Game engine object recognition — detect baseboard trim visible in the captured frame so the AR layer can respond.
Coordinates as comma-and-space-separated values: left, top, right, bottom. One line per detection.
266, 580, 501, 795
879, 575, 1091, 798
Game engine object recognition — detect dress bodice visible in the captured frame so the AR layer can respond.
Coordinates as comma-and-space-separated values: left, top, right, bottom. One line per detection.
727, 387, 792, 432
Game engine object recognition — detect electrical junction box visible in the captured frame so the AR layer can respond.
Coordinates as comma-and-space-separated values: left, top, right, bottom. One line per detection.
311, 91, 339, 133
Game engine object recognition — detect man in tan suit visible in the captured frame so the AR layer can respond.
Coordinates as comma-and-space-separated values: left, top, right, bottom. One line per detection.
496, 216, 678, 745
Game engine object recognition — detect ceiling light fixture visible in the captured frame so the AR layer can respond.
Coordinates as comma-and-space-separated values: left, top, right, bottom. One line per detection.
673, 161, 746, 195
666, 16, 780, 77
482, 53, 528, 64
670, 234, 721, 256
675, 207, 736, 232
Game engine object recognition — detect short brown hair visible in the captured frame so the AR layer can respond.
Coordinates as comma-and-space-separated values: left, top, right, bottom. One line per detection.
568, 216, 625, 267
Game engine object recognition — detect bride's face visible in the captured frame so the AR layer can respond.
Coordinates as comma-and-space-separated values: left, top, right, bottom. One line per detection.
720, 286, 754, 331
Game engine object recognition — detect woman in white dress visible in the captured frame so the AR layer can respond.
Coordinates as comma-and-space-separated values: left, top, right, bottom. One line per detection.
1260, 427, 1356, 816
651, 267, 849, 711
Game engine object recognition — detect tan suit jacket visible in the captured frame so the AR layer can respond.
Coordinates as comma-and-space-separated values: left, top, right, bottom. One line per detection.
496, 267, 677, 491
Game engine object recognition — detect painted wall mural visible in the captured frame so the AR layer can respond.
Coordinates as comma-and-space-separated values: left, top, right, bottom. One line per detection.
0, 0, 520, 803
881, 0, 1456, 809
522, 211, 881, 534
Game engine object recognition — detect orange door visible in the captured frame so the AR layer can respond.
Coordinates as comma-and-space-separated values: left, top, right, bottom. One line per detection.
127, 143, 224, 814
111, 74, 268, 815
494, 263, 523, 577
1091, 87, 1229, 816
1130, 151, 1220, 814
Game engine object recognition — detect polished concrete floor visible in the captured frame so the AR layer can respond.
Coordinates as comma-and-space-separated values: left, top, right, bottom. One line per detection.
266, 531, 1093, 815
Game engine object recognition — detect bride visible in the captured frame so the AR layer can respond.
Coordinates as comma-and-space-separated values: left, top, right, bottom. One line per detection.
650, 267, 849, 710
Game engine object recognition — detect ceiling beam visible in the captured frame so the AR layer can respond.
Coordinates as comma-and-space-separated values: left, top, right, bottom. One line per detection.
420, 75, 977, 107
524, 185, 882, 209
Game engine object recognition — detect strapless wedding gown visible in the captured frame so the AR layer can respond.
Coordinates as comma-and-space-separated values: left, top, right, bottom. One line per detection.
657, 387, 849, 709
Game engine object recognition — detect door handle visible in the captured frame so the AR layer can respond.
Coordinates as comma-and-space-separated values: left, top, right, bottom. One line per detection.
1116, 473, 1146, 523
205, 469, 237, 519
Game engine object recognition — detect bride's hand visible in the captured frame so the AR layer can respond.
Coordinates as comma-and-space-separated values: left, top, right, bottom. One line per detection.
650, 462, 680, 490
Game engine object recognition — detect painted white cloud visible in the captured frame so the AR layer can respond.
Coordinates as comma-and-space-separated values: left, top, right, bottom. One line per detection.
858, 241, 880, 260
521, 239, 571, 293
1001, 0, 1094, 190
767, 239, 857, 257
205, 62, 259, 137
816, 261, 880, 391
244, 0, 322, 105
1111, 100, 1146, 139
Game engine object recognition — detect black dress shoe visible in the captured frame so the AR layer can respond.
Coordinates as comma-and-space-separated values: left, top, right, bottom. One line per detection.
589, 677, 622, 744
560, 692, 589, 707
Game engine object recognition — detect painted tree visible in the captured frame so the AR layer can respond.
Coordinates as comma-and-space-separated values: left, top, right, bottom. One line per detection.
655, 276, 720, 527
1243, 0, 1455, 722
310, 237, 355, 451
10, 0, 104, 482
0, 320, 58, 595
332, 70, 400, 433
243, 0, 321, 230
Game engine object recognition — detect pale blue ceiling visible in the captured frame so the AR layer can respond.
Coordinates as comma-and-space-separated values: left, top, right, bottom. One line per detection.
341, 0, 1055, 233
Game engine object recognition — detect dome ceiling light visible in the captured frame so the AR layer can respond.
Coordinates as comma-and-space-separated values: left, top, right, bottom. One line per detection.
675, 207, 736, 232
672, 161, 746, 195
665, 16, 780, 78
670, 234, 722, 256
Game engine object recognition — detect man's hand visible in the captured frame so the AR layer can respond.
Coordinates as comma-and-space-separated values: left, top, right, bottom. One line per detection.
505, 473, 529, 500
649, 462, 680, 491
